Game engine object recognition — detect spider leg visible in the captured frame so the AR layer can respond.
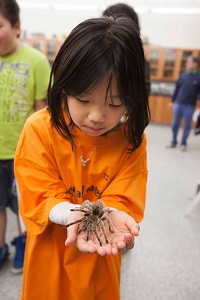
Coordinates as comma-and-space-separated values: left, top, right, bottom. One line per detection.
86, 227, 90, 241
78, 220, 90, 233
92, 224, 103, 246
66, 216, 86, 228
98, 221, 109, 244
84, 222, 93, 241
101, 217, 114, 233
99, 208, 112, 218
70, 208, 90, 214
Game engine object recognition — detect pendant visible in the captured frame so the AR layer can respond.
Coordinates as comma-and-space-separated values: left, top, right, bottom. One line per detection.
80, 156, 90, 167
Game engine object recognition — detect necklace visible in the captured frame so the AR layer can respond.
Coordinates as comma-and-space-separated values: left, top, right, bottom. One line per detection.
79, 137, 101, 167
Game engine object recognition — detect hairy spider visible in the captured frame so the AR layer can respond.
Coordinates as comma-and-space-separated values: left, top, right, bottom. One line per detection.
66, 200, 114, 246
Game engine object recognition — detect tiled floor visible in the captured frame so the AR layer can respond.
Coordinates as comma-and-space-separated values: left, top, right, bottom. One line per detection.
121, 124, 200, 300
1, 124, 200, 300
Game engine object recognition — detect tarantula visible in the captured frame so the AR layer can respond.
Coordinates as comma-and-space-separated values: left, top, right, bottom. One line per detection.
66, 200, 114, 246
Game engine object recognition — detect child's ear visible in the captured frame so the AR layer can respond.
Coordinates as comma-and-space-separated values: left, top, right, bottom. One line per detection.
14, 20, 21, 38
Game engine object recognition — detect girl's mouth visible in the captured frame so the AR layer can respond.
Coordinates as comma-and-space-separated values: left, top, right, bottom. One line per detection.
83, 125, 105, 135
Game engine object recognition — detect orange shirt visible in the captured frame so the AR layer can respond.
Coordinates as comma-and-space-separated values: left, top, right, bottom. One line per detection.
15, 108, 148, 300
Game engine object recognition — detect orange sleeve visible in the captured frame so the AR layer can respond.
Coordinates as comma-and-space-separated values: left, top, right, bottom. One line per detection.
100, 134, 147, 222
14, 117, 71, 235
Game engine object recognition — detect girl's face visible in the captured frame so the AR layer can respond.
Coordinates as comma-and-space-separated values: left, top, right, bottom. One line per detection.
67, 77, 126, 136
0, 13, 20, 56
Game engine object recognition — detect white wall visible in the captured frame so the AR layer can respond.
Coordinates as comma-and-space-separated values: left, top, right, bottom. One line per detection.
140, 13, 200, 49
20, 9, 200, 49
20, 9, 100, 39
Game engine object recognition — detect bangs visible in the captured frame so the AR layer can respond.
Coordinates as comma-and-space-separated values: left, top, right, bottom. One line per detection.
54, 33, 118, 98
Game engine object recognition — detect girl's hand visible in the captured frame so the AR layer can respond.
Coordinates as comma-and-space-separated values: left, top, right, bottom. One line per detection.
65, 210, 140, 256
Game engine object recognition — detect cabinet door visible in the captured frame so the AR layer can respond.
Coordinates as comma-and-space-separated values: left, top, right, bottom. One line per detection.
149, 96, 173, 125
162, 48, 177, 82
155, 97, 172, 124
148, 46, 163, 80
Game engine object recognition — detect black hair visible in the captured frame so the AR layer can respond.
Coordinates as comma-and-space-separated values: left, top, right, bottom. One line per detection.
102, 3, 151, 97
48, 17, 150, 152
0, 0, 20, 27
102, 3, 140, 35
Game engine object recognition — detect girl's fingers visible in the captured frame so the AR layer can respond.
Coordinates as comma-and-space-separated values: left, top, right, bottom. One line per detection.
64, 230, 77, 246
75, 239, 97, 253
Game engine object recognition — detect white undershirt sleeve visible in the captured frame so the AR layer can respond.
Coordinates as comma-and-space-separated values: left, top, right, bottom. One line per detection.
49, 202, 81, 225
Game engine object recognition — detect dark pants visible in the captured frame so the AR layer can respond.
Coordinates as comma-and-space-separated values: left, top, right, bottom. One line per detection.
171, 103, 195, 146
0, 160, 18, 214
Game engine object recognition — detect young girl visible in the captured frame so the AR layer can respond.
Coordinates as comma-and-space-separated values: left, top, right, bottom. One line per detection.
15, 16, 150, 300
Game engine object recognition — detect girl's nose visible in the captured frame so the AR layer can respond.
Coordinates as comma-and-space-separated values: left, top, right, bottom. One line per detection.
88, 110, 105, 123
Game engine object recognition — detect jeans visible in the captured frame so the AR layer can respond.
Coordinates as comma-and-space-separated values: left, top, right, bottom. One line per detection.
171, 103, 195, 146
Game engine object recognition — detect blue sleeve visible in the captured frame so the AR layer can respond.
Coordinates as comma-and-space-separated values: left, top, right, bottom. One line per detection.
171, 74, 182, 102
172, 82, 179, 102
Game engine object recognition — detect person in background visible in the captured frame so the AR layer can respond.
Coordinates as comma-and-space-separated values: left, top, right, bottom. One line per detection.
0, 0, 51, 274
15, 16, 149, 299
167, 55, 200, 151
102, 2, 151, 97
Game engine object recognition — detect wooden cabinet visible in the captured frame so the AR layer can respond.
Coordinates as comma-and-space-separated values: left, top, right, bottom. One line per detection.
149, 96, 173, 125
20, 38, 63, 65
145, 46, 162, 79
144, 45, 200, 82
162, 48, 178, 81
144, 45, 200, 124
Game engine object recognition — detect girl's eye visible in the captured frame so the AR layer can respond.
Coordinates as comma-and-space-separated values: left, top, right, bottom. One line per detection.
109, 104, 123, 108
75, 97, 89, 103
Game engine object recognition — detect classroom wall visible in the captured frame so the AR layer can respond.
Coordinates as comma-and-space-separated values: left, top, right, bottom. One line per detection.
20, 8, 200, 49
140, 13, 200, 48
